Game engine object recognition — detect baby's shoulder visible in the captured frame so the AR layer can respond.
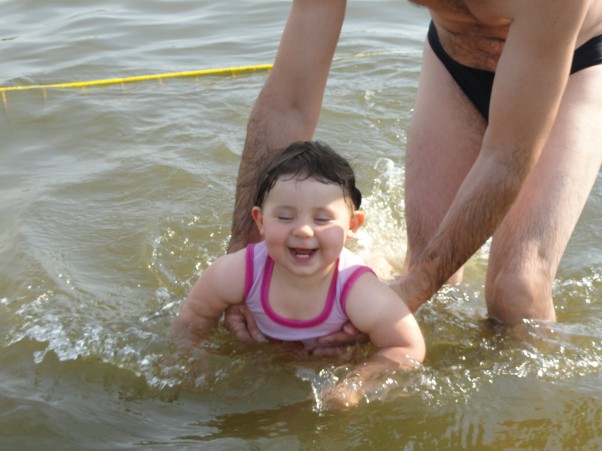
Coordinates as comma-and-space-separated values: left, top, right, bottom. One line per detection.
211, 248, 247, 285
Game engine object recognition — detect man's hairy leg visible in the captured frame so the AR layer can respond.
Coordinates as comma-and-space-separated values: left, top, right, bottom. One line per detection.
402, 41, 486, 309
486, 67, 602, 323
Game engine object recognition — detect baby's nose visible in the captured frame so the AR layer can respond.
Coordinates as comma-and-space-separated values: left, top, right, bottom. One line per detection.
293, 221, 314, 237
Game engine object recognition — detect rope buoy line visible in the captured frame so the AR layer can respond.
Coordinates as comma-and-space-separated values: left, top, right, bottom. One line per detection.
0, 51, 405, 108
0, 64, 274, 93
0, 64, 273, 109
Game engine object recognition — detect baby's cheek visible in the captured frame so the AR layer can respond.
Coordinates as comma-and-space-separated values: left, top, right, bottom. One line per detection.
323, 225, 347, 242
264, 226, 288, 243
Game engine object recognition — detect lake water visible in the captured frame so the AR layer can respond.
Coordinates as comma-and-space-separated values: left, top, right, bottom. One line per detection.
1, 1, 601, 449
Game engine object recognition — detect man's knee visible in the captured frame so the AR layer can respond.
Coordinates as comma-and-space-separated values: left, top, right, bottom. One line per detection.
486, 267, 556, 323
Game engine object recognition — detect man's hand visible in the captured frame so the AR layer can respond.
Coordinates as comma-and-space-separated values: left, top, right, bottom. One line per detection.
311, 322, 369, 357
223, 304, 268, 343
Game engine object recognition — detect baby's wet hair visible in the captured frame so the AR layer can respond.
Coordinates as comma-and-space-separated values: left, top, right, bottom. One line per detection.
255, 140, 362, 210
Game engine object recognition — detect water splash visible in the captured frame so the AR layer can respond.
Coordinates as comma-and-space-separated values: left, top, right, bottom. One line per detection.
354, 158, 406, 277
298, 363, 422, 412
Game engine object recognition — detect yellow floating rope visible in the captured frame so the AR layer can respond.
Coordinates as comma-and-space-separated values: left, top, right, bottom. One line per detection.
0, 64, 274, 93
0, 51, 404, 108
0, 64, 273, 110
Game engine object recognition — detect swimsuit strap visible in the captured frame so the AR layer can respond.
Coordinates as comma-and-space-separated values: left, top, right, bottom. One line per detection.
339, 266, 375, 315
243, 243, 256, 300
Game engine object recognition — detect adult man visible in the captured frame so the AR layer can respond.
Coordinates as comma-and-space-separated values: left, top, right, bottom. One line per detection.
225, 0, 602, 346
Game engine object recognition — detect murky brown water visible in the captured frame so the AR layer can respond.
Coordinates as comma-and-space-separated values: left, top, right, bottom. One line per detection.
1, 1, 600, 449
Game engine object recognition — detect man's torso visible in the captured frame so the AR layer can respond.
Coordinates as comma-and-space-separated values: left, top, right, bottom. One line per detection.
409, 0, 602, 71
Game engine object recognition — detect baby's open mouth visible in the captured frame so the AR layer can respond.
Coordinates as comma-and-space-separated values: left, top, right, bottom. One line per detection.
289, 248, 317, 259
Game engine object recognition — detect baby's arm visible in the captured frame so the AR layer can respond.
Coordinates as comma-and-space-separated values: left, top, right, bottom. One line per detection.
347, 272, 425, 368
322, 272, 425, 407
171, 249, 247, 354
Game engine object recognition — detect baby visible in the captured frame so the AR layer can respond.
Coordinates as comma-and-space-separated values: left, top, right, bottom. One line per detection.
172, 140, 425, 406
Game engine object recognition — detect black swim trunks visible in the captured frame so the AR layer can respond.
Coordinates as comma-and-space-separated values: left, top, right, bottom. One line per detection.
427, 21, 602, 121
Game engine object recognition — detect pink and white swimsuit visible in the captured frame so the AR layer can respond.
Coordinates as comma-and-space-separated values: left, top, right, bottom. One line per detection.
243, 241, 374, 349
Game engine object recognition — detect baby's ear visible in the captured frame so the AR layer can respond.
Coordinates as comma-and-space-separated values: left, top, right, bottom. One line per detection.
348, 210, 365, 236
251, 207, 265, 237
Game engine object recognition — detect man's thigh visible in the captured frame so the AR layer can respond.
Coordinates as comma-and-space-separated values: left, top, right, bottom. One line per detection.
404, 41, 486, 272
487, 66, 602, 301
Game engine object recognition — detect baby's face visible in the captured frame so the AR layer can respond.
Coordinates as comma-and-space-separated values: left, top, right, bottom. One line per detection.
252, 176, 357, 278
